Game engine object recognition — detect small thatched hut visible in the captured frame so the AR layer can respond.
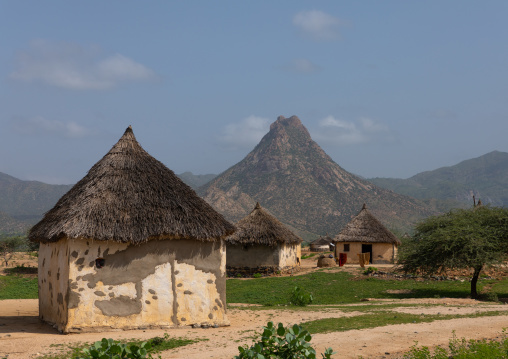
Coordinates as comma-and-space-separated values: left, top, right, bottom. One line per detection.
29, 126, 235, 333
225, 203, 302, 273
309, 234, 333, 252
333, 204, 401, 264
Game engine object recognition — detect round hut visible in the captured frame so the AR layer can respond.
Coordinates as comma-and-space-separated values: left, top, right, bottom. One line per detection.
333, 204, 401, 264
225, 202, 303, 275
309, 234, 333, 252
29, 126, 235, 333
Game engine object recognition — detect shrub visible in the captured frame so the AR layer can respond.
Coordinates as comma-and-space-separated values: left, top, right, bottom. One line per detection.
477, 292, 499, 302
235, 321, 335, 359
289, 286, 313, 306
363, 267, 378, 275
78, 338, 153, 359
253, 273, 262, 278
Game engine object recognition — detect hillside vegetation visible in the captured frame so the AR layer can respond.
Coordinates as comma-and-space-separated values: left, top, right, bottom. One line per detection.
369, 151, 508, 209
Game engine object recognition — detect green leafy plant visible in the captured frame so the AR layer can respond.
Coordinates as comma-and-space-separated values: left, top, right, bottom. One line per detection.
253, 273, 262, 278
477, 291, 499, 302
235, 322, 335, 359
78, 338, 153, 359
289, 286, 313, 306
363, 267, 378, 275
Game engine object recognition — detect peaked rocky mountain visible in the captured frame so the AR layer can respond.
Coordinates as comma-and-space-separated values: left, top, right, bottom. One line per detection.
369, 150, 508, 209
199, 115, 436, 239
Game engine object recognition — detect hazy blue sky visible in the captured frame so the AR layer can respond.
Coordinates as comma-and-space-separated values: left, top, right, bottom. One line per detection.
1, 1, 508, 184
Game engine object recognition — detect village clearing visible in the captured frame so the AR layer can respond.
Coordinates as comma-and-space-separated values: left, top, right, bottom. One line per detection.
1, 253, 508, 359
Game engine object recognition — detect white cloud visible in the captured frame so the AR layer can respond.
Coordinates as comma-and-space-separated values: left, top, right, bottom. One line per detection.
281, 58, 321, 73
11, 116, 91, 138
293, 10, 341, 41
218, 116, 270, 150
10, 40, 156, 90
312, 116, 393, 146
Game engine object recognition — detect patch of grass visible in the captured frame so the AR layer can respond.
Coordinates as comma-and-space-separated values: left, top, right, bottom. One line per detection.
403, 331, 508, 359
227, 271, 508, 305
39, 335, 204, 359
0, 275, 38, 299
300, 310, 507, 334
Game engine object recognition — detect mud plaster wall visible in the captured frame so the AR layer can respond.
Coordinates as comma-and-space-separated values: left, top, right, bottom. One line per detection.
60, 238, 227, 333
309, 244, 329, 252
278, 244, 300, 268
338, 242, 396, 264
226, 244, 278, 268
38, 241, 70, 327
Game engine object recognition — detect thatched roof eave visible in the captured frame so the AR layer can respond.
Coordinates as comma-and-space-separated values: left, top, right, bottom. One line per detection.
333, 205, 401, 245
226, 203, 303, 246
29, 126, 235, 244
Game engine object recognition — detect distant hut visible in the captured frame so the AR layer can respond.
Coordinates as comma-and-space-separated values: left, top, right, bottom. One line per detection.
333, 204, 401, 264
225, 203, 303, 273
309, 234, 333, 252
29, 126, 235, 333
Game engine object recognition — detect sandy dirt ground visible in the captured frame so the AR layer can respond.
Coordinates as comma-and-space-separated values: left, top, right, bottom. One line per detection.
1, 253, 507, 358
1, 298, 507, 359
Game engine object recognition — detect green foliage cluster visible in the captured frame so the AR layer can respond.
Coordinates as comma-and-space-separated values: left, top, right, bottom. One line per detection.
289, 286, 313, 306
363, 266, 378, 275
40, 334, 200, 359
403, 331, 508, 359
78, 338, 152, 359
235, 322, 335, 359
399, 205, 508, 298
253, 273, 262, 278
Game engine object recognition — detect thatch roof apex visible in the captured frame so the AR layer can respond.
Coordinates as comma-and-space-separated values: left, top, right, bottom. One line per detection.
310, 234, 333, 246
225, 203, 303, 247
333, 204, 401, 245
29, 126, 235, 244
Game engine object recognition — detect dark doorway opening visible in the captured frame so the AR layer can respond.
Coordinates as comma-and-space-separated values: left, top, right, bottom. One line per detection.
361, 244, 373, 264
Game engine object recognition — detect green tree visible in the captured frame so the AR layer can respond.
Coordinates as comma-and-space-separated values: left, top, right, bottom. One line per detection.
398, 206, 508, 299
0, 235, 26, 266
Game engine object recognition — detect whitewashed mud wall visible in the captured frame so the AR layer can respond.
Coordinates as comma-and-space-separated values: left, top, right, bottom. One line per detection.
38, 238, 228, 333
38, 241, 70, 327
278, 243, 300, 268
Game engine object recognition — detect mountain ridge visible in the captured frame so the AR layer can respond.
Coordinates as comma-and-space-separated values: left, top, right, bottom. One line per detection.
369, 150, 508, 208
199, 115, 436, 238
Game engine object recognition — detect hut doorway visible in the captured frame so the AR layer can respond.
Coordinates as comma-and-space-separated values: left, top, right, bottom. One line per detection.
361, 244, 373, 264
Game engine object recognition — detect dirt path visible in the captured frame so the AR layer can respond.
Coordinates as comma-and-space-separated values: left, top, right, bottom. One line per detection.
1, 299, 507, 359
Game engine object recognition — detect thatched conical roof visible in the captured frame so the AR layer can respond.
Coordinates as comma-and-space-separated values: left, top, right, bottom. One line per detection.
333, 204, 401, 245
29, 126, 235, 244
310, 234, 333, 246
225, 202, 303, 247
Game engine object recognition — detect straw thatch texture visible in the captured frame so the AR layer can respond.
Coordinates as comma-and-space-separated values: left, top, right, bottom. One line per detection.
29, 126, 235, 244
225, 203, 303, 247
334, 204, 401, 245
310, 234, 333, 246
